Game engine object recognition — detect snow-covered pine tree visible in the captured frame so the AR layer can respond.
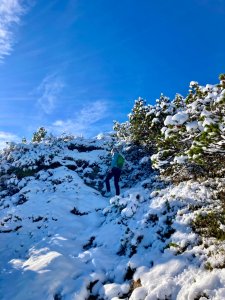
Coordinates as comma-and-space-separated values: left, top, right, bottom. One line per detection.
128, 97, 149, 146
32, 127, 48, 143
114, 74, 225, 181
114, 94, 176, 152
113, 120, 131, 142
151, 94, 188, 177
153, 74, 225, 180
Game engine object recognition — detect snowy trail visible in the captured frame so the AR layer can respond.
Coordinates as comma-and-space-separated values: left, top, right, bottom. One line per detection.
2, 175, 225, 300
0, 177, 212, 300
1, 144, 225, 299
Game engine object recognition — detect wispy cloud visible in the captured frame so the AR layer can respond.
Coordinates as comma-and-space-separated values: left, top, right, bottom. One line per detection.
37, 73, 65, 114
0, 131, 20, 149
0, 0, 26, 61
50, 100, 109, 136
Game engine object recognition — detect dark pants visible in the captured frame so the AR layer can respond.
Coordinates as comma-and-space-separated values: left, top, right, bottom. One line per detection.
105, 167, 121, 196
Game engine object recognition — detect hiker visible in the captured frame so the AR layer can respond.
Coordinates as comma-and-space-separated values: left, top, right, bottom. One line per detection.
105, 147, 125, 196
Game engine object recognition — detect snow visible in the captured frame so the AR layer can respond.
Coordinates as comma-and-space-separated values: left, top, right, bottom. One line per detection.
1, 136, 225, 299
164, 112, 188, 126
174, 155, 188, 164
100, 283, 130, 299
190, 81, 199, 87
202, 117, 214, 127
139, 156, 150, 164
130, 287, 147, 300
185, 121, 199, 132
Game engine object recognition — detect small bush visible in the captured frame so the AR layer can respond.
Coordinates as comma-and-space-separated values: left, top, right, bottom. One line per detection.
192, 211, 225, 240
14, 168, 37, 179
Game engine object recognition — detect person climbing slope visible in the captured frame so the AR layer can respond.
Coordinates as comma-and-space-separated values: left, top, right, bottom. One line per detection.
105, 146, 125, 196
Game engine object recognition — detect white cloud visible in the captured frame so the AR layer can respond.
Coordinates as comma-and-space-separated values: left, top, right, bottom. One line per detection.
50, 100, 109, 136
0, 0, 26, 61
0, 131, 20, 149
37, 73, 65, 114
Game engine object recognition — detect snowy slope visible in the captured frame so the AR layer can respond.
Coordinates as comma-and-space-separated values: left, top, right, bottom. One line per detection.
1, 136, 225, 300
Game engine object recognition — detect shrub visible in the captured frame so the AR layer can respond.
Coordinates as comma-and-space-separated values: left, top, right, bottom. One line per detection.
115, 75, 225, 181
192, 211, 225, 240
32, 127, 47, 143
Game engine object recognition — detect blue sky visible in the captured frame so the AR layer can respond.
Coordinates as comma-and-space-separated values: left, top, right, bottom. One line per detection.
0, 0, 225, 147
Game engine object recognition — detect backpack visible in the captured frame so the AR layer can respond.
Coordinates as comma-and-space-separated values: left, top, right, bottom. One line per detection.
117, 154, 125, 168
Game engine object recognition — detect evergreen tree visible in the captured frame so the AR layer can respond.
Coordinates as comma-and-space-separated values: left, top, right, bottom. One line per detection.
115, 74, 225, 181
154, 75, 225, 180
32, 127, 48, 143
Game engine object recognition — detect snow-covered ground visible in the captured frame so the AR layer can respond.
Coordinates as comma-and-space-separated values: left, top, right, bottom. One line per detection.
0, 137, 225, 300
